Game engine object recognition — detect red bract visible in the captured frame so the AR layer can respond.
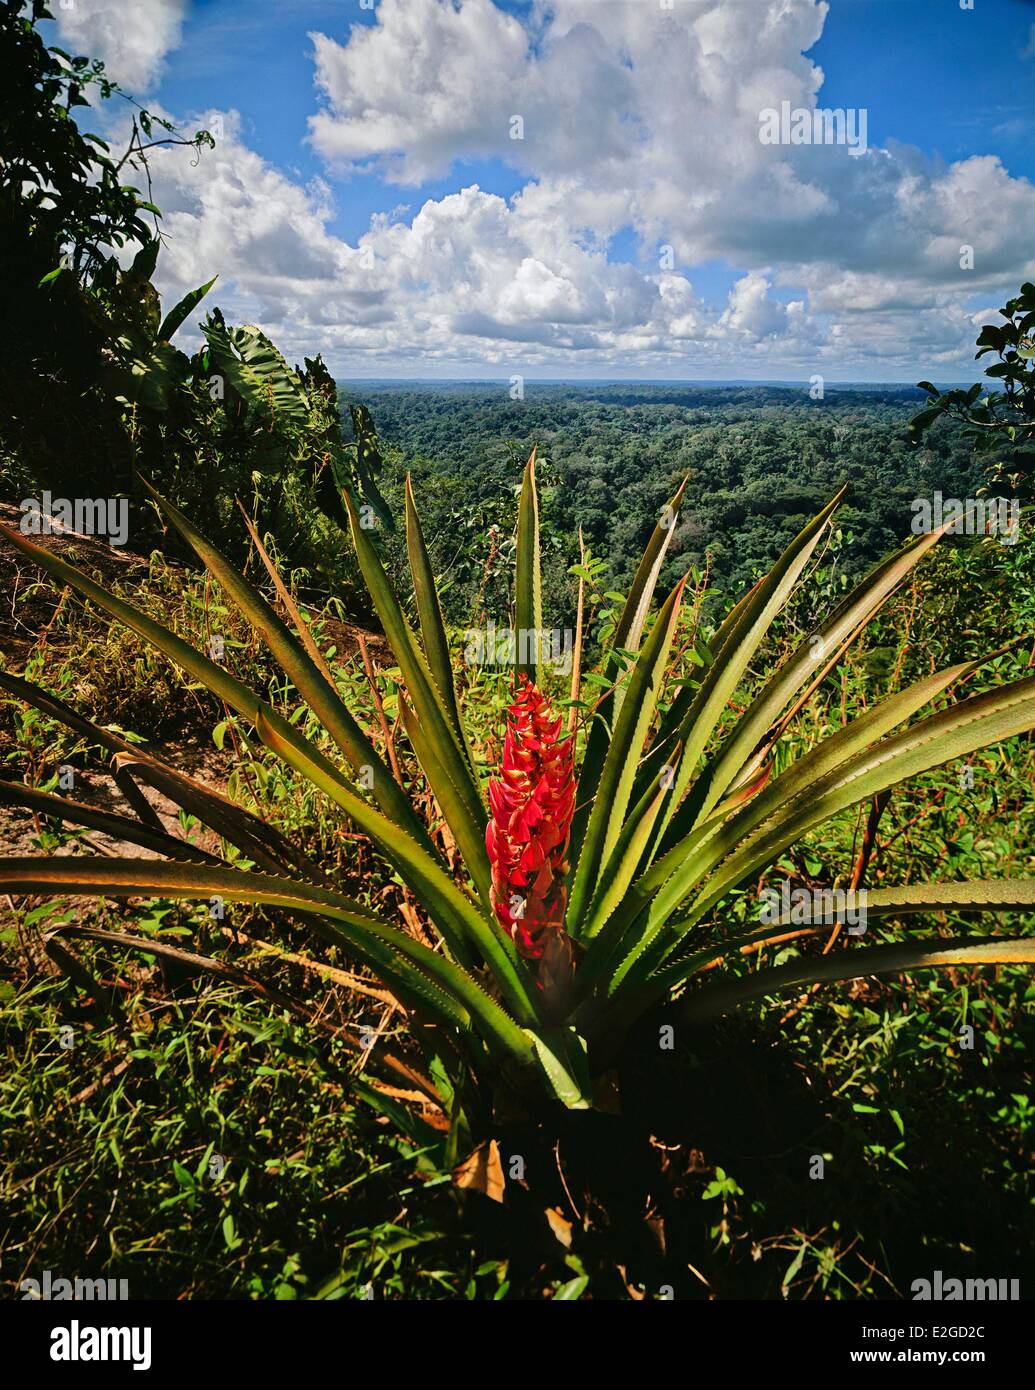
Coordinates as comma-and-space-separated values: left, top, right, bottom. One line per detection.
485, 675, 575, 959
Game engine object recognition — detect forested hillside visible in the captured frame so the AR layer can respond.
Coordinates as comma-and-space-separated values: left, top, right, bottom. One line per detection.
361, 382, 983, 620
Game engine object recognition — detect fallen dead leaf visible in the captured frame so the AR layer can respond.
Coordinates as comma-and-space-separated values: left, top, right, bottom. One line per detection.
545, 1206, 573, 1248
453, 1138, 505, 1202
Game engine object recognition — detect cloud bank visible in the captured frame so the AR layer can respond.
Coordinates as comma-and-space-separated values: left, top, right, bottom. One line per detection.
126, 0, 1035, 376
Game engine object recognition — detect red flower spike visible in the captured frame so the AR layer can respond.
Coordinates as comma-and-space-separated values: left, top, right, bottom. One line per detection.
485, 675, 575, 960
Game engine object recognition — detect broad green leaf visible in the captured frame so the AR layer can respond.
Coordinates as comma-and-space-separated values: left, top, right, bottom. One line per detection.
202, 314, 310, 426
201, 313, 275, 413
553, 1276, 590, 1301
229, 321, 310, 423
158, 275, 216, 342
522, 1026, 592, 1109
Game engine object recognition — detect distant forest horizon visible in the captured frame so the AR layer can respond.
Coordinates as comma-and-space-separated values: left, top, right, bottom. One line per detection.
355, 379, 991, 629
338, 378, 965, 391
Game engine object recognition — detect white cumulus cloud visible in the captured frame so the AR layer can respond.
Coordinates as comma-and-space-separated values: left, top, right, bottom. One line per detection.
297, 0, 1035, 371
53, 0, 188, 92
121, 0, 1035, 375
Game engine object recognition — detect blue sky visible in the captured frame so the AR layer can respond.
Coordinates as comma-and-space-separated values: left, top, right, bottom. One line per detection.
49, 0, 1035, 381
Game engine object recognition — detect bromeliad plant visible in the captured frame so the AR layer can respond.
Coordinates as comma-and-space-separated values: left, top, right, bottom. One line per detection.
2, 456, 1035, 1129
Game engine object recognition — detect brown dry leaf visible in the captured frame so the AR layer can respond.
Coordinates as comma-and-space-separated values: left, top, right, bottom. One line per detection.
545, 1206, 573, 1249
398, 898, 424, 938
418, 1107, 451, 1134
452, 1138, 505, 1202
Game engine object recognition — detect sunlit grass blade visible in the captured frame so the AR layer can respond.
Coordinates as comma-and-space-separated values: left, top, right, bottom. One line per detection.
604, 654, 1016, 995
343, 489, 490, 895
638, 657, 985, 937
0, 857, 536, 1064
569, 474, 687, 868
0, 777, 215, 863
651, 490, 845, 858
618, 475, 689, 660
397, 693, 478, 857
579, 749, 681, 945
235, 501, 336, 685
405, 473, 467, 749
567, 575, 687, 935
570, 753, 684, 1009
663, 671, 1035, 966
670, 526, 948, 838
143, 480, 434, 854
514, 447, 543, 685
646, 878, 1035, 1000
567, 526, 587, 736
678, 935, 1035, 1024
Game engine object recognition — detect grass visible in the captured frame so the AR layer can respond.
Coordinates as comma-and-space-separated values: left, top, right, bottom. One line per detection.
1, 526, 1033, 1299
